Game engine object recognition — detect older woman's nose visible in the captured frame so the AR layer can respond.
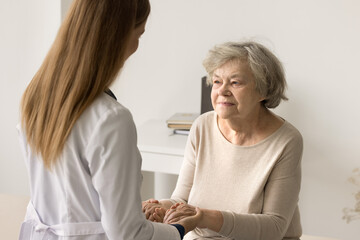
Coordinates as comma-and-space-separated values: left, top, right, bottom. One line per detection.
218, 84, 231, 96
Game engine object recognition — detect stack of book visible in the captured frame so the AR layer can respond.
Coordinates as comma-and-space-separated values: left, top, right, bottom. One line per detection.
166, 113, 199, 135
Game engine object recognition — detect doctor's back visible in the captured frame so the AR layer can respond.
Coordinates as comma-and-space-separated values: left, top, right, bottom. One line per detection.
16, 0, 193, 239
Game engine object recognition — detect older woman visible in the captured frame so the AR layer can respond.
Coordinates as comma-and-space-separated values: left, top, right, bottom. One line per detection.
143, 41, 303, 240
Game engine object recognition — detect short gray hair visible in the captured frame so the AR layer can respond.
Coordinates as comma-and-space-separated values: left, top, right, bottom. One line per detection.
202, 41, 288, 108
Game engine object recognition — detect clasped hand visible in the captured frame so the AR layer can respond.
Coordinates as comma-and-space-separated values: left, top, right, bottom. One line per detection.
142, 199, 197, 223
142, 198, 202, 234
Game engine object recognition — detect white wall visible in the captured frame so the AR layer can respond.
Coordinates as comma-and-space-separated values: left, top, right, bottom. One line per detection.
0, 1, 60, 195
1, 0, 359, 239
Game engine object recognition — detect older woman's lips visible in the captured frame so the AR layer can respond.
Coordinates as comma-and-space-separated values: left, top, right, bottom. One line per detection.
218, 102, 235, 106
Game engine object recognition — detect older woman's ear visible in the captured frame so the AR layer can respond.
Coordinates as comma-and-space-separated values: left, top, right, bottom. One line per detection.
258, 95, 267, 103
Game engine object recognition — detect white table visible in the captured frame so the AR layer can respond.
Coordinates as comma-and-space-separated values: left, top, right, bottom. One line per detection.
138, 119, 188, 175
137, 119, 188, 199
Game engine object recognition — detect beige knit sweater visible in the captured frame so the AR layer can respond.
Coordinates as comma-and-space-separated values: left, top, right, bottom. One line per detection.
170, 111, 303, 240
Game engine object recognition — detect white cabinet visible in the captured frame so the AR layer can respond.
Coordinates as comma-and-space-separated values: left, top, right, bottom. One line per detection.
137, 120, 187, 199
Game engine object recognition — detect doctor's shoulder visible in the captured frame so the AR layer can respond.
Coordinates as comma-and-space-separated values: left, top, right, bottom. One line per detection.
75, 92, 136, 137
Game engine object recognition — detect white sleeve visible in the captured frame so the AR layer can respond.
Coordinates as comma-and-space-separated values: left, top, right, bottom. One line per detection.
85, 107, 180, 240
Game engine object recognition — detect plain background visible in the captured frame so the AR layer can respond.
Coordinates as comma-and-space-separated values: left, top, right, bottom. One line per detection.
1, 0, 359, 239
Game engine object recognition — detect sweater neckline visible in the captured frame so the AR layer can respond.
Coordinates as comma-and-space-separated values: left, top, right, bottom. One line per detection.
212, 111, 287, 149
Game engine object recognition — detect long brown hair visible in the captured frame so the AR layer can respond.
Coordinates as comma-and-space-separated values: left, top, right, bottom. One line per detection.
20, 0, 150, 169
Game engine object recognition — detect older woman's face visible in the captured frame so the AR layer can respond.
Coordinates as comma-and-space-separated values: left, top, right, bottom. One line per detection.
211, 59, 264, 121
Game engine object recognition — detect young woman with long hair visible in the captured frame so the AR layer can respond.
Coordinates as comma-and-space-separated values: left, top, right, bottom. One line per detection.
18, 0, 200, 239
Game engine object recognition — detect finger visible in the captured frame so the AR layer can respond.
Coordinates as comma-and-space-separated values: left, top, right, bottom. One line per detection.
167, 215, 189, 224
166, 210, 195, 222
147, 207, 163, 222
177, 204, 195, 211
155, 208, 165, 216
170, 206, 196, 215
142, 202, 155, 212
145, 208, 156, 219
148, 214, 155, 221
167, 209, 200, 224
152, 212, 163, 222
170, 203, 181, 209
148, 198, 159, 203
164, 212, 187, 224
163, 208, 176, 223
144, 205, 158, 217
164, 205, 195, 218
177, 205, 196, 213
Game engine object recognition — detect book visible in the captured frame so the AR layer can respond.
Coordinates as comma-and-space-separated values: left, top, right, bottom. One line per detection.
168, 123, 192, 130
173, 129, 190, 135
166, 113, 199, 130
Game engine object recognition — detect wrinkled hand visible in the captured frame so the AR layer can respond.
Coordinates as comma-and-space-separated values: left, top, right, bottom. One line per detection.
163, 203, 197, 224
142, 199, 166, 221
152, 207, 166, 222
164, 203, 202, 234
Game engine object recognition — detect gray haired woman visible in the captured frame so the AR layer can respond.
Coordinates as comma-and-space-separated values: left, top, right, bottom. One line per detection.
143, 41, 303, 240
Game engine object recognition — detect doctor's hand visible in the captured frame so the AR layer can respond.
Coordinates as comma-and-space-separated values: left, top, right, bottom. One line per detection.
151, 207, 166, 222
164, 203, 202, 234
142, 198, 166, 221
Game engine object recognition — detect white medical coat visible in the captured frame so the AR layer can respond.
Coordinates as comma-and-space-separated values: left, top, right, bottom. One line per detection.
18, 92, 181, 240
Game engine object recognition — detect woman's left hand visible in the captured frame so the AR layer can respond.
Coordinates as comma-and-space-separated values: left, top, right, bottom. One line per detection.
163, 203, 197, 224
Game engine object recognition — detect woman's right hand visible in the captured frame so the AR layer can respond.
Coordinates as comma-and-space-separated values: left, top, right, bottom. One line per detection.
179, 208, 202, 234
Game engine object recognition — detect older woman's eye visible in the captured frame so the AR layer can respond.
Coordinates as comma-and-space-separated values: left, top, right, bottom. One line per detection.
213, 80, 221, 84
231, 80, 245, 87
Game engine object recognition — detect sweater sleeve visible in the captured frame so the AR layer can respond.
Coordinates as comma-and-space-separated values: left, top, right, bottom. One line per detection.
170, 122, 198, 203
219, 133, 303, 240
85, 108, 180, 240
